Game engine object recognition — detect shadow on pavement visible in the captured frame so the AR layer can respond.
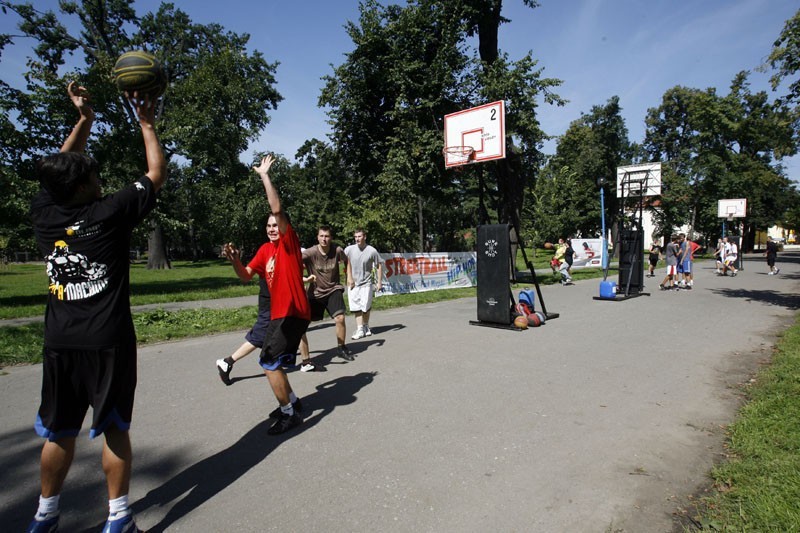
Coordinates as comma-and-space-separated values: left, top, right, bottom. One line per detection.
129, 372, 377, 532
708, 287, 800, 311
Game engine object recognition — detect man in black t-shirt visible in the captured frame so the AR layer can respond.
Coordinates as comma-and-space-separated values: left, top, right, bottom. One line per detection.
26, 83, 166, 533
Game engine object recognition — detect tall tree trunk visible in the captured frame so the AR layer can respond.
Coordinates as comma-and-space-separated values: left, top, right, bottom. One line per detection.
474, 1, 525, 233
147, 223, 172, 270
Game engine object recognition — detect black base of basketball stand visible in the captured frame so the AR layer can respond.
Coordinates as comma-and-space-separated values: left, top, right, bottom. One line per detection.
592, 292, 649, 302
468, 320, 523, 331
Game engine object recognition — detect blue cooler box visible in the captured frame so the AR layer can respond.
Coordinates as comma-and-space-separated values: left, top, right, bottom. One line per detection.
599, 280, 617, 299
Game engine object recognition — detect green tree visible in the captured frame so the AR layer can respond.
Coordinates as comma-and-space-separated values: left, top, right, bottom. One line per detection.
320, 0, 562, 251
767, 8, 800, 107
645, 74, 797, 250
0, 1, 280, 266
527, 96, 633, 244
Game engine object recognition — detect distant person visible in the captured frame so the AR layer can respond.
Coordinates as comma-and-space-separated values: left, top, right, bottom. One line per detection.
647, 240, 662, 277
765, 239, 780, 275
714, 238, 725, 274
659, 234, 680, 290
26, 83, 165, 533
722, 236, 739, 276
552, 238, 573, 285
345, 228, 383, 339
563, 238, 576, 285
300, 225, 353, 362
676, 233, 697, 289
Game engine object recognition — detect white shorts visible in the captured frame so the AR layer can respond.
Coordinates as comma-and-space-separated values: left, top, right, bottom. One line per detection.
665, 265, 677, 276
348, 284, 374, 313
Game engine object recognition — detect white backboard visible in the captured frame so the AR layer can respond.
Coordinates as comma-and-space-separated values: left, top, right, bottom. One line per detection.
443, 100, 506, 167
717, 198, 747, 218
616, 163, 662, 198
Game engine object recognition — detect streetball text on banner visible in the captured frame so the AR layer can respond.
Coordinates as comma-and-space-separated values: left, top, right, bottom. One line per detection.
378, 252, 477, 296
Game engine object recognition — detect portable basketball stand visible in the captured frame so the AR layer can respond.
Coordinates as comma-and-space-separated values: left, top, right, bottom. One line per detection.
467, 220, 560, 331
442, 100, 558, 329
594, 163, 661, 302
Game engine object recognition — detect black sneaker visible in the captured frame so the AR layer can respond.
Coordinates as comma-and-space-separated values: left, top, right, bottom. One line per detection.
269, 397, 304, 419
267, 411, 303, 435
216, 358, 232, 386
337, 344, 355, 361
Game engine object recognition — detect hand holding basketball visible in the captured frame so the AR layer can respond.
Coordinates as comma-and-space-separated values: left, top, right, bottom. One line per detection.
67, 82, 94, 120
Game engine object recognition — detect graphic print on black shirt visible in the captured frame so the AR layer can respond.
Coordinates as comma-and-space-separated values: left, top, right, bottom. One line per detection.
46, 240, 109, 301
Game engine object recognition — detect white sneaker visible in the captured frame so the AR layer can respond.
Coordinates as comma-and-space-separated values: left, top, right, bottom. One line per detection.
351, 328, 365, 340
363, 325, 372, 337
775, 268, 781, 275
768, 272, 774, 275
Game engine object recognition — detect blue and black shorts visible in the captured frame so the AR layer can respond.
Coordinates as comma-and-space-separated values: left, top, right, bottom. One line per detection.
35, 342, 137, 441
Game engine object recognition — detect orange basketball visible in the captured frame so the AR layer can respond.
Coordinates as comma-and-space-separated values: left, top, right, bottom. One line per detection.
513, 315, 529, 329
544, 242, 554, 249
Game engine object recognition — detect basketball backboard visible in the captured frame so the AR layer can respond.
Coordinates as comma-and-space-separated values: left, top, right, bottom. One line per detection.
717, 198, 747, 218
443, 100, 506, 168
616, 163, 662, 198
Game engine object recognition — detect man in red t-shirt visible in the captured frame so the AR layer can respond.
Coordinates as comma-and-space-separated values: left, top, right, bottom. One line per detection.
252, 154, 311, 435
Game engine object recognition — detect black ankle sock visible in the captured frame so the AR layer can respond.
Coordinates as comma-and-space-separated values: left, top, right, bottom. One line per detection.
224, 356, 235, 366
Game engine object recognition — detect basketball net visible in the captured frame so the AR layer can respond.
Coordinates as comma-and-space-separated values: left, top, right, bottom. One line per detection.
443, 146, 474, 168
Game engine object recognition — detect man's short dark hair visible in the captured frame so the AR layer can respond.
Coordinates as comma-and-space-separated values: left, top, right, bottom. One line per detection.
354, 227, 366, 236
318, 225, 332, 235
36, 152, 99, 204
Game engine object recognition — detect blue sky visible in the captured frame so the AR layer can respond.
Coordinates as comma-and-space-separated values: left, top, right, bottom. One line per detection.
2, 0, 798, 180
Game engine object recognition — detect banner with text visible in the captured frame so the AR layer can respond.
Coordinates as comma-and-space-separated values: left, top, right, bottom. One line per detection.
378, 252, 477, 296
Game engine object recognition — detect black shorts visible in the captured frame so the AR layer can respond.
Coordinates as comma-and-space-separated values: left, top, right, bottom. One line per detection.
259, 316, 310, 370
35, 343, 137, 441
649, 256, 659, 266
309, 289, 346, 322
767, 255, 776, 267
245, 308, 271, 348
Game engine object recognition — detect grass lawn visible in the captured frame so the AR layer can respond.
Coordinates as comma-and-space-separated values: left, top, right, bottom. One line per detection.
686, 315, 800, 531
0, 260, 258, 320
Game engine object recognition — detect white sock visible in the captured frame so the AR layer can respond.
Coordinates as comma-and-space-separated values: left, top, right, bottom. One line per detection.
108, 495, 131, 520
36, 494, 59, 519
289, 391, 297, 403
280, 403, 294, 416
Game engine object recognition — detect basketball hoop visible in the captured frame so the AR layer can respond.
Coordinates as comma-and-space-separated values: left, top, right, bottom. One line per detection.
443, 145, 474, 168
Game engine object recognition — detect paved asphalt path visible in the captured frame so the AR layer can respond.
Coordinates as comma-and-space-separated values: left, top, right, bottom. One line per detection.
2, 254, 798, 532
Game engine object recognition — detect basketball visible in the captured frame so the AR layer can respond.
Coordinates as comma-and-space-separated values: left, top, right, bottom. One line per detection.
534, 311, 547, 325
112, 51, 166, 96
527, 313, 541, 327
544, 242, 554, 249
513, 315, 529, 329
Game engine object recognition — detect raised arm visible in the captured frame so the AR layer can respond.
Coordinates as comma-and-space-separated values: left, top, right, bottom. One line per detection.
128, 91, 167, 191
60, 82, 94, 153
252, 155, 287, 234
